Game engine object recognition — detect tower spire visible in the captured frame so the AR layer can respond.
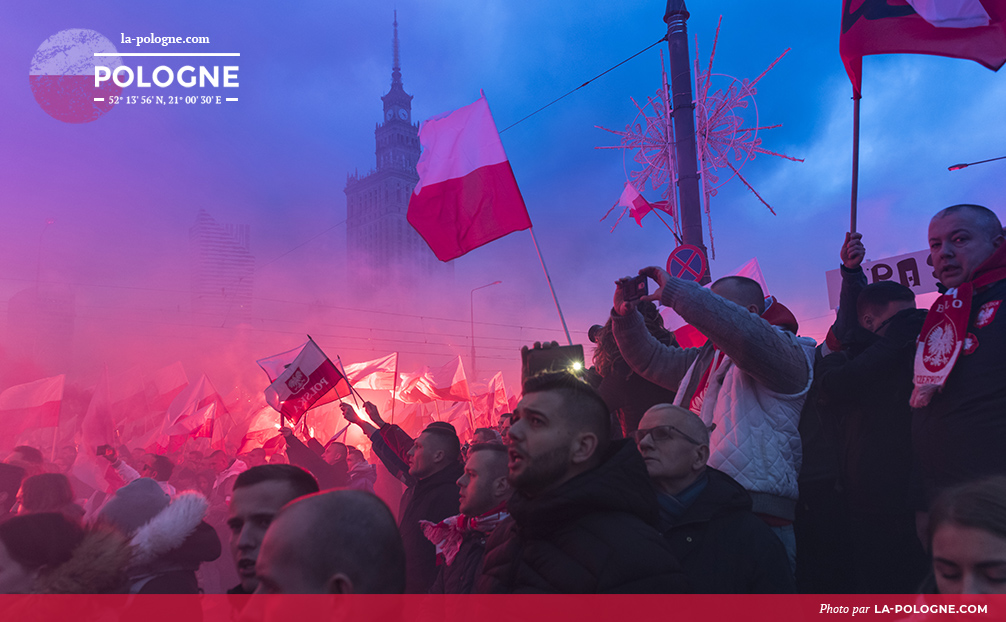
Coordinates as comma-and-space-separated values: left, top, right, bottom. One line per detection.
391, 10, 402, 86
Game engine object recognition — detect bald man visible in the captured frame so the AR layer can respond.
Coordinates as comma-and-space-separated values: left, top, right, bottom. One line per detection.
635, 404, 793, 593
255, 490, 405, 594
613, 270, 815, 569
914, 204, 1006, 524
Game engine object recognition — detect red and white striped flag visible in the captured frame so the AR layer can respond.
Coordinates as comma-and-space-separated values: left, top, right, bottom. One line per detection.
397, 356, 471, 404
264, 340, 351, 423
407, 93, 532, 262
0, 375, 64, 448
342, 353, 398, 391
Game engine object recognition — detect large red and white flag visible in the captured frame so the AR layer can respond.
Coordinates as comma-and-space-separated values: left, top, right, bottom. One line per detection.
407, 93, 532, 261
342, 353, 398, 391
109, 367, 148, 430
398, 356, 471, 404
471, 371, 510, 429
163, 374, 228, 440
840, 0, 1006, 96
0, 375, 64, 447
237, 405, 284, 456
264, 340, 351, 423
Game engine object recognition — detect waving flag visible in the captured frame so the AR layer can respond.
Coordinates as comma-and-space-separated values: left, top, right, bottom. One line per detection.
840, 0, 1006, 96
264, 339, 350, 423
407, 93, 532, 261
603, 182, 675, 230
0, 375, 64, 447
397, 356, 471, 404
343, 353, 398, 391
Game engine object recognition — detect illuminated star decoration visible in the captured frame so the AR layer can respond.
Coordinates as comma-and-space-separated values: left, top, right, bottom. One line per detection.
598, 18, 803, 258
596, 50, 680, 237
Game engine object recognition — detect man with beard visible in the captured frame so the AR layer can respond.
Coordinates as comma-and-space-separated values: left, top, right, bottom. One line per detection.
477, 371, 689, 593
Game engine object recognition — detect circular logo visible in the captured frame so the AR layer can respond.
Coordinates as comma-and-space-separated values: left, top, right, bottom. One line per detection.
29, 29, 122, 123
922, 319, 958, 373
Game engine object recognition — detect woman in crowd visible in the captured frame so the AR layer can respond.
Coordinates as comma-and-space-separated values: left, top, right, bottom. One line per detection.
0, 512, 129, 594
928, 476, 1006, 594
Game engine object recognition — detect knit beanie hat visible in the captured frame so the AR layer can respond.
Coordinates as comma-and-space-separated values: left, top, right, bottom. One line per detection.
98, 478, 169, 535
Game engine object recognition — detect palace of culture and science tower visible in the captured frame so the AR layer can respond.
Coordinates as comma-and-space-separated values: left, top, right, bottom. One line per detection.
344, 15, 453, 298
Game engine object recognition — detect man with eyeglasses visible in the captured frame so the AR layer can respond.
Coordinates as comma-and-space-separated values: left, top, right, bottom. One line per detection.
612, 269, 815, 570
634, 404, 794, 593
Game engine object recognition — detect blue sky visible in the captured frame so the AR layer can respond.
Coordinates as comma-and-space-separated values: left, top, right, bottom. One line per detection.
1, 1, 1004, 391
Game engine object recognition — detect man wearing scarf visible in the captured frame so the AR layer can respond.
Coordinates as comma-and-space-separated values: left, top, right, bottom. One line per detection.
421, 442, 511, 594
913, 204, 1006, 516
612, 269, 816, 572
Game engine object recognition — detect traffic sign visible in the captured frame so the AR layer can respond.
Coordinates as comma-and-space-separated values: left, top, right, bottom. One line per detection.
667, 244, 708, 282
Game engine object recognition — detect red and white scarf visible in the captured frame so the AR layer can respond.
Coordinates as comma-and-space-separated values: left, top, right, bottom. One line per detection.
912, 244, 1006, 407
420, 504, 509, 566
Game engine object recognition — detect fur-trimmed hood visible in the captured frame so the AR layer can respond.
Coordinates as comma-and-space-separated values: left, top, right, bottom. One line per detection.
32, 528, 131, 594
129, 491, 213, 568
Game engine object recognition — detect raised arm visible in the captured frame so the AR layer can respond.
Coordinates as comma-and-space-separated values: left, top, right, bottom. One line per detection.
640, 267, 810, 395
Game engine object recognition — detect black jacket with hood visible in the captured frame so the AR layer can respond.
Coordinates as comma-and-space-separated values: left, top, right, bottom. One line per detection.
476, 439, 690, 593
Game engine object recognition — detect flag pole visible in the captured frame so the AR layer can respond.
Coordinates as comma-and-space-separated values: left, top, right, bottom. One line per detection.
528, 228, 573, 345
850, 92, 861, 233
334, 355, 364, 407
391, 353, 399, 425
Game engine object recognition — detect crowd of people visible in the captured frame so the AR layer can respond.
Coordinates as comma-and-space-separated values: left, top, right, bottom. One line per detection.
0, 203, 1005, 596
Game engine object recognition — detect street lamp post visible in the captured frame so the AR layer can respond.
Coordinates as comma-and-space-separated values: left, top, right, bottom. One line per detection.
470, 280, 502, 380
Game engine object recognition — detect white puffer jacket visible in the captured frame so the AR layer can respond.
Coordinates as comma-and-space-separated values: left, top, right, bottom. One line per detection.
672, 334, 816, 508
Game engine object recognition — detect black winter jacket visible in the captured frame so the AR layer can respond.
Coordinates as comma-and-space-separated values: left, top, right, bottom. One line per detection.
476, 439, 691, 593
817, 308, 926, 515
662, 468, 795, 593
429, 529, 490, 594
398, 461, 465, 593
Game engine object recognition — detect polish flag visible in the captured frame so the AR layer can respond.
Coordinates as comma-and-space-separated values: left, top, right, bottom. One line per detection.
407, 93, 532, 262
399, 356, 471, 404
237, 406, 284, 455
264, 340, 350, 423
109, 367, 149, 430
443, 402, 473, 441
342, 353, 398, 391
163, 374, 228, 438
0, 375, 65, 446
605, 182, 674, 229
840, 0, 1006, 97
146, 362, 189, 412
471, 372, 509, 428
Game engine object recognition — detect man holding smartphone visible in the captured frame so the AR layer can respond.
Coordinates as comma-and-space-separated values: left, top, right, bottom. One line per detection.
611, 267, 815, 572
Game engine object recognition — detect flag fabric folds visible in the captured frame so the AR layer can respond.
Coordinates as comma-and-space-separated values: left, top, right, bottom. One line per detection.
342, 353, 398, 391
263, 340, 350, 423
407, 93, 532, 261
604, 182, 674, 230
0, 375, 64, 448
397, 356, 471, 404
840, 0, 1006, 97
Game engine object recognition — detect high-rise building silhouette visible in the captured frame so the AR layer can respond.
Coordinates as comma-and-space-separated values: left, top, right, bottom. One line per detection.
189, 209, 254, 323
344, 13, 452, 297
